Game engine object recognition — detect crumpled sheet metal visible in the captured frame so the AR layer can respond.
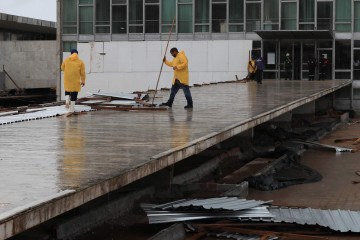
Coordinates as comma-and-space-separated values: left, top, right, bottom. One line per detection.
0, 105, 92, 125
151, 197, 272, 211
144, 206, 274, 224
268, 206, 360, 232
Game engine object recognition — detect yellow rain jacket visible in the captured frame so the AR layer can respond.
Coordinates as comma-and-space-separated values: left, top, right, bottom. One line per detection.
164, 51, 189, 86
61, 53, 86, 92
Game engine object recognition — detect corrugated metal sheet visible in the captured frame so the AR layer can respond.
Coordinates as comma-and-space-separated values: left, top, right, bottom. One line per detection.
143, 198, 274, 224
151, 197, 272, 211
0, 105, 92, 125
145, 208, 274, 224
269, 207, 360, 232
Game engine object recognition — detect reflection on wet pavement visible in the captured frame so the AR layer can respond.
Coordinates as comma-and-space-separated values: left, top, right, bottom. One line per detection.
0, 80, 350, 215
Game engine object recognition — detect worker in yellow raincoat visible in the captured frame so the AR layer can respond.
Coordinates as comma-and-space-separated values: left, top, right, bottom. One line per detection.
61, 49, 86, 112
160, 48, 193, 109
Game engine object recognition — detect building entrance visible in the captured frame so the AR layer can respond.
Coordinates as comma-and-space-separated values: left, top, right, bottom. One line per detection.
263, 40, 332, 81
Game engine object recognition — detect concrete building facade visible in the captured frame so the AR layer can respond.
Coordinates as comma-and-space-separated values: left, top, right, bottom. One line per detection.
0, 12, 57, 91
59, 0, 360, 108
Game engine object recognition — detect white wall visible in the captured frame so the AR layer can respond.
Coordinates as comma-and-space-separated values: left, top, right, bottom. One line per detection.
61, 40, 252, 99
0, 41, 57, 89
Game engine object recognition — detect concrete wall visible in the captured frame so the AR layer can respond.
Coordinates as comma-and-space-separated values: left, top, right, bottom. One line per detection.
0, 41, 57, 89
61, 40, 252, 99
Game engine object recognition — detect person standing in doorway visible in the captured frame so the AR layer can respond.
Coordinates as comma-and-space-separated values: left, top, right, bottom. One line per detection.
255, 57, 265, 84
307, 57, 317, 81
61, 49, 86, 112
284, 53, 292, 80
160, 48, 193, 109
319, 54, 329, 80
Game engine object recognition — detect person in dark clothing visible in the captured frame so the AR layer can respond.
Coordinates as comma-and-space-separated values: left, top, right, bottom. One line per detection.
284, 53, 292, 80
319, 55, 329, 80
255, 57, 265, 84
307, 57, 317, 81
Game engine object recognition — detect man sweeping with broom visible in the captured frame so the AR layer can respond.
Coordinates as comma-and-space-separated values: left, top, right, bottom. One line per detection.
159, 47, 193, 109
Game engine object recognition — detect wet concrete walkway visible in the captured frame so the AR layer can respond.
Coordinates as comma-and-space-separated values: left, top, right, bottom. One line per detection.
0, 80, 351, 239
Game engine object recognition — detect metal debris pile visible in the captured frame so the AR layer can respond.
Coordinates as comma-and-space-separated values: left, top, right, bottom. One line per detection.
142, 198, 274, 224
268, 206, 360, 233
146, 198, 360, 240
77, 92, 166, 111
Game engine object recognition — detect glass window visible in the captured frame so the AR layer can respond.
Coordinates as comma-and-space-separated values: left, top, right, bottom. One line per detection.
335, 40, 351, 69
263, 0, 278, 30
112, 5, 127, 34
229, 0, 244, 32
335, 72, 351, 79
145, 4, 160, 33
263, 41, 277, 70
80, 0, 93, 4
95, 0, 110, 33
353, 50, 360, 80
162, 0, 176, 33
317, 1, 333, 30
63, 0, 77, 34
246, 3, 261, 32
355, 2, 360, 32
318, 41, 332, 49
195, 0, 210, 32
355, 41, 360, 48
79, 6, 94, 34
354, 89, 360, 99
335, 0, 351, 32
252, 40, 261, 59
129, 0, 143, 33
178, 2, 193, 33
212, 2, 226, 33
281, 2, 297, 30
302, 41, 315, 72
299, 0, 314, 30
63, 42, 77, 52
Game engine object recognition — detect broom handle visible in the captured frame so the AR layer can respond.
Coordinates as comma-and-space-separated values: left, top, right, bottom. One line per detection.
152, 16, 176, 105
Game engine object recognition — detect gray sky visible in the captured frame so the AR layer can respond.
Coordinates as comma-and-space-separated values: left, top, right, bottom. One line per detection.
0, 0, 56, 22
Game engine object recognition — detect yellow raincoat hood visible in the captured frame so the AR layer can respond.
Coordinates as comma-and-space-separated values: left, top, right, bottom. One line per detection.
164, 50, 189, 86
61, 53, 86, 92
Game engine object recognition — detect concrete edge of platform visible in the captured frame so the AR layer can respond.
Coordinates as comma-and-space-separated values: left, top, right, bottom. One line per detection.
0, 80, 352, 240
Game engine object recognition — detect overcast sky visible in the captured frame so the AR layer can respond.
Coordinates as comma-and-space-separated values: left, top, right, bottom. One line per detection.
0, 0, 56, 22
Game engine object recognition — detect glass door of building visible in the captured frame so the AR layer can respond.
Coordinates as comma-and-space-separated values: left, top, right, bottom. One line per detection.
279, 41, 301, 80
263, 41, 278, 79
302, 41, 316, 80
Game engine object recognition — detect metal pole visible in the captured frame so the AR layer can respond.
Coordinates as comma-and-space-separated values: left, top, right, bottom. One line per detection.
3, 65, 21, 91
151, 16, 176, 105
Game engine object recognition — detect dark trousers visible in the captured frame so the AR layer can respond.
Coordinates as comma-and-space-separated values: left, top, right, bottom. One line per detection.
285, 70, 292, 80
65, 91, 78, 101
319, 67, 326, 80
167, 79, 193, 106
255, 70, 263, 84
309, 68, 315, 81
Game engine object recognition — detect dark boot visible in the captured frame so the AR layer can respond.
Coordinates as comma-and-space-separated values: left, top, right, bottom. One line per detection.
184, 104, 193, 109
159, 102, 172, 107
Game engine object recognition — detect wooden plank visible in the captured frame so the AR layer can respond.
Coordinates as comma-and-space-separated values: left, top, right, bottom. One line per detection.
91, 106, 167, 111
